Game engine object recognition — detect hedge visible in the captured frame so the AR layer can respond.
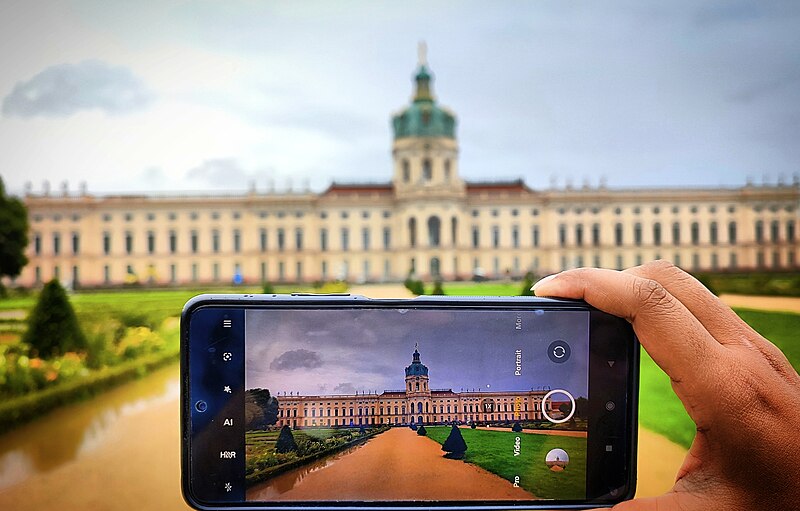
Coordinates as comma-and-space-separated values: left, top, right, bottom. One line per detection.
0, 346, 179, 434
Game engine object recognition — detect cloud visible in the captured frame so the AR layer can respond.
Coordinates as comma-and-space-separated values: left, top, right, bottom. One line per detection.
333, 382, 356, 394
269, 349, 323, 371
185, 158, 273, 188
2, 60, 153, 118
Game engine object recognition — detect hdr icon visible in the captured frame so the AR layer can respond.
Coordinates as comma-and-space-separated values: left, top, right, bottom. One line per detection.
220, 451, 236, 459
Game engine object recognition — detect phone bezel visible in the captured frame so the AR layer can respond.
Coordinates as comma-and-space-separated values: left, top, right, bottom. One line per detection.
181, 294, 639, 510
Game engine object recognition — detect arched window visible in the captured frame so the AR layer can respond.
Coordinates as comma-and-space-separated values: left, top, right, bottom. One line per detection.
422, 159, 432, 181
634, 223, 642, 246
430, 257, 440, 277
728, 222, 737, 244
428, 216, 441, 247
409, 218, 417, 248
615, 223, 623, 246
417, 402, 423, 413
710, 222, 718, 245
402, 160, 410, 183
592, 223, 600, 247
451, 216, 458, 246
575, 224, 584, 246
653, 223, 662, 246
444, 159, 451, 180
672, 222, 681, 245
691, 222, 700, 245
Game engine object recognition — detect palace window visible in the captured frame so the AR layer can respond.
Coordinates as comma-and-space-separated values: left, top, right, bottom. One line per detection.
169, 231, 177, 254
575, 224, 583, 247
428, 216, 441, 247
615, 223, 623, 246
362, 227, 370, 250
212, 230, 220, 253
103, 232, 111, 255
672, 222, 681, 245
320, 229, 328, 252
771, 220, 780, 243
532, 226, 540, 248
592, 223, 600, 247
295, 228, 303, 251
710, 222, 718, 245
422, 159, 432, 181
71, 232, 80, 255
728, 222, 737, 245
653, 223, 662, 246
409, 218, 417, 248
147, 231, 155, 254
260, 229, 267, 252
125, 232, 133, 255
691, 222, 700, 246
444, 159, 451, 180
341, 228, 350, 251
277, 228, 285, 251
402, 160, 410, 182
52, 233, 61, 255
233, 229, 241, 253
191, 231, 199, 253
755, 221, 764, 244
788, 221, 796, 242
559, 224, 567, 247
634, 223, 642, 246
492, 226, 500, 248
383, 227, 391, 250
512, 225, 519, 248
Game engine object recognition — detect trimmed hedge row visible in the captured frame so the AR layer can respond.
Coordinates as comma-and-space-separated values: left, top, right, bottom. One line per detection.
0, 347, 179, 434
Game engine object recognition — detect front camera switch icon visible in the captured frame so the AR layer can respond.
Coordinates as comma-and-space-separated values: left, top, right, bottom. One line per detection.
222, 352, 232, 361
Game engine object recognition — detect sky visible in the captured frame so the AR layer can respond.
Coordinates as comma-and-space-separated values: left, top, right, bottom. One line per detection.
1, 1, 799, 196
244, 308, 589, 400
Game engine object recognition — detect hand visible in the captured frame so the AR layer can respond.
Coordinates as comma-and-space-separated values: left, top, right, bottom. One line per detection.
533, 260, 800, 510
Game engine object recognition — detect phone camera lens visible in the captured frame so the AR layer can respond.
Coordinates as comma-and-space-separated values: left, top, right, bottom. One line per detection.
195, 400, 208, 413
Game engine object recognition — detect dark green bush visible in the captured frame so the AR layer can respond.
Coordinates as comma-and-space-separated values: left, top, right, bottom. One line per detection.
262, 281, 275, 294
417, 424, 427, 436
512, 421, 523, 432
520, 272, 536, 296
430, 280, 445, 295
275, 425, 298, 453
22, 280, 87, 358
442, 424, 467, 458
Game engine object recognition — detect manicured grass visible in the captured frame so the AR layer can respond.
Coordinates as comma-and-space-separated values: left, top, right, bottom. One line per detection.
440, 281, 523, 296
425, 426, 586, 500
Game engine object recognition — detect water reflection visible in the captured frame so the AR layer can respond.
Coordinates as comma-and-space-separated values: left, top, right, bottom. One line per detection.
247, 442, 366, 501
0, 364, 179, 490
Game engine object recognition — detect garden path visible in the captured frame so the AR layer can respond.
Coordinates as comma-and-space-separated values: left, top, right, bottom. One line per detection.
247, 427, 535, 501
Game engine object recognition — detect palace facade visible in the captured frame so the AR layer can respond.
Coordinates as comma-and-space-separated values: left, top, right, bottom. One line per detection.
12, 55, 800, 288
273, 348, 553, 429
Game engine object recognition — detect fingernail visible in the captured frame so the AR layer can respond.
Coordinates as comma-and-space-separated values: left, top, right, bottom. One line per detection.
532, 273, 558, 292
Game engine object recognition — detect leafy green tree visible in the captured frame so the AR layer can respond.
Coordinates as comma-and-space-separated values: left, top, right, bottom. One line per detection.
404, 271, 425, 295
244, 388, 279, 429
275, 425, 298, 453
22, 279, 87, 358
417, 424, 427, 436
442, 424, 467, 459
0, 177, 29, 296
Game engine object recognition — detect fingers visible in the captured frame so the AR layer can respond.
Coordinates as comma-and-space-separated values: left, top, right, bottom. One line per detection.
533, 267, 727, 394
624, 261, 752, 348
624, 261, 798, 380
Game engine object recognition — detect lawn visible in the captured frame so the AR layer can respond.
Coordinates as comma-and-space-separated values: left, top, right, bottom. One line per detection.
425, 426, 586, 500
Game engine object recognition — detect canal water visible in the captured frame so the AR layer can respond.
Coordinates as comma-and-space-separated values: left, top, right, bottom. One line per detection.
0, 363, 190, 510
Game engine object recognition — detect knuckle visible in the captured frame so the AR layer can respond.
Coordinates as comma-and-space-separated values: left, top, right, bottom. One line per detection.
632, 277, 672, 310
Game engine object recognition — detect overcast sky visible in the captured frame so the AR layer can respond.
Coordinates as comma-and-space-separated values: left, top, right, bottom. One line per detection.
244, 308, 589, 400
1, 1, 799, 195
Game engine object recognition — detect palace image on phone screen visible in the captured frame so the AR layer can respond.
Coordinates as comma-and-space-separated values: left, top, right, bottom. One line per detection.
242, 307, 589, 502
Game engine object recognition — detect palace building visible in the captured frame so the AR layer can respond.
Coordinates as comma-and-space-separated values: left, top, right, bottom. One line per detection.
273, 347, 554, 429
12, 52, 800, 288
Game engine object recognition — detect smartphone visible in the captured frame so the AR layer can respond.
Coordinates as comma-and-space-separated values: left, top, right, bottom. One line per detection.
181, 294, 638, 510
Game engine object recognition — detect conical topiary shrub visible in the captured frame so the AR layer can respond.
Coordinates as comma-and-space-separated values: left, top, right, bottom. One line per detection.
442, 424, 467, 459
275, 425, 298, 453
417, 424, 427, 436
470, 422, 477, 429
512, 422, 523, 432
359, 425, 366, 435
410, 423, 418, 431
23, 279, 87, 358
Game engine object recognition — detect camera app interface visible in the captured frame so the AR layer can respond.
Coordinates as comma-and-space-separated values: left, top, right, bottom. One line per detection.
243, 308, 589, 502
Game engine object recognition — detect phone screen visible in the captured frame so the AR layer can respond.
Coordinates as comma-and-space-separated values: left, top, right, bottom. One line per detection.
184, 298, 636, 509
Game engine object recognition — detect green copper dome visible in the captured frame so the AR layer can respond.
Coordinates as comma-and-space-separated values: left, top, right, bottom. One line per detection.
392, 64, 456, 140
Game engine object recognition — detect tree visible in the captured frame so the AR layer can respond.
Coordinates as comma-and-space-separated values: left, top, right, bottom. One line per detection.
430, 280, 445, 295
244, 388, 279, 429
410, 423, 418, 431
442, 424, 467, 459
0, 177, 29, 295
22, 279, 87, 358
512, 422, 523, 432
470, 422, 477, 429
359, 425, 366, 435
275, 425, 298, 453
417, 424, 427, 436
262, 281, 275, 294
